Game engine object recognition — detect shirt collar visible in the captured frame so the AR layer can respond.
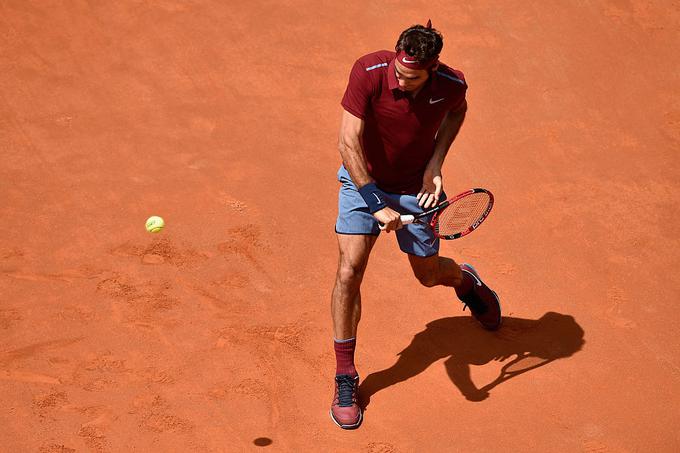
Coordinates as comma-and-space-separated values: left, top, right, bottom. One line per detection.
430, 69, 440, 91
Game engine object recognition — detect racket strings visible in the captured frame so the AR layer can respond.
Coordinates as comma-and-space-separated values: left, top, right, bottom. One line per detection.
435, 192, 491, 236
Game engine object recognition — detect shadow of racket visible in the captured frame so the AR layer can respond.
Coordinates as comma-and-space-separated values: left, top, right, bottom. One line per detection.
479, 353, 555, 393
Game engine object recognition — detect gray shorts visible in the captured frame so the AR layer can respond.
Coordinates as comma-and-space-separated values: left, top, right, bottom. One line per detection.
334, 165, 445, 257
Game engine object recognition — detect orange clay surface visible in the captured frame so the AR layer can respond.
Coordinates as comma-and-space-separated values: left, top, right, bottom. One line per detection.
1, 1, 679, 452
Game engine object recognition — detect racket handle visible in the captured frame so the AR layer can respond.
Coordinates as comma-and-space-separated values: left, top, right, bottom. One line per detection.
401, 214, 416, 225
378, 214, 416, 230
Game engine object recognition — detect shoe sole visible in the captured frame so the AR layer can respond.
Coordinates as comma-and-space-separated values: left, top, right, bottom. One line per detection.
329, 408, 363, 430
460, 264, 502, 330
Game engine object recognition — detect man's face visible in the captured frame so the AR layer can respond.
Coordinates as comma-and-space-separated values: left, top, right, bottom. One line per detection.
394, 59, 433, 92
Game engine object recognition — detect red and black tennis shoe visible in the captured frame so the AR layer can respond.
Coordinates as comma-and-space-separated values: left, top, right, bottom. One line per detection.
458, 264, 502, 330
330, 374, 362, 429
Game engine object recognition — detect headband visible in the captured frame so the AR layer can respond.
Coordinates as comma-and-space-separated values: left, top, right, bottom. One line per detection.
395, 19, 438, 70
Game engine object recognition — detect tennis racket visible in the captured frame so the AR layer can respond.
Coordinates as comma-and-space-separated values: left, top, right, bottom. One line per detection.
379, 188, 494, 240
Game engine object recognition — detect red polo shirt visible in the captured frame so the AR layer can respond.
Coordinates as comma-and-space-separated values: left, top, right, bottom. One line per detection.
341, 50, 467, 194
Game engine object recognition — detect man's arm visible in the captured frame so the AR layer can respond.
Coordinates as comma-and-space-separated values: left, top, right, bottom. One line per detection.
337, 110, 403, 231
417, 101, 468, 208
430, 100, 467, 170
337, 109, 372, 187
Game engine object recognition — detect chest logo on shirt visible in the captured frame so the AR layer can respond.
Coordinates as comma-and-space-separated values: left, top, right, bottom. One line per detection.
429, 97, 445, 104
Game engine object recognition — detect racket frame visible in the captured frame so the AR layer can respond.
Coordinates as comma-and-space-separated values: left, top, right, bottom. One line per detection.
428, 188, 494, 240
378, 188, 494, 240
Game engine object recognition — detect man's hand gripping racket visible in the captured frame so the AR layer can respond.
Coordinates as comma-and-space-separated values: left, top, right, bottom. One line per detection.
379, 188, 494, 240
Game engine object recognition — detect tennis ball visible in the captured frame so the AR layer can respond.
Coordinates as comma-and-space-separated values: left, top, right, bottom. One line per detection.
145, 216, 165, 233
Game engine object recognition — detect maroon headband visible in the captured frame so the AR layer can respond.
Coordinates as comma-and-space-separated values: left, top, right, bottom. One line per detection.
395, 50, 438, 70
395, 19, 438, 70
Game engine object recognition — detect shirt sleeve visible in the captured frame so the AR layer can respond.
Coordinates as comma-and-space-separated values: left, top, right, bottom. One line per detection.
448, 69, 468, 113
341, 60, 374, 120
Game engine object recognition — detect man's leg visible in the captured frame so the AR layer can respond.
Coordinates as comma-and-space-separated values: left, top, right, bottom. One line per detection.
408, 253, 502, 330
389, 190, 501, 330
330, 233, 377, 429
406, 253, 463, 288
332, 234, 377, 339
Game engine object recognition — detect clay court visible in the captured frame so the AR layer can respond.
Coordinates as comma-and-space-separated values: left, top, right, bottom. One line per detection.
1, 1, 679, 451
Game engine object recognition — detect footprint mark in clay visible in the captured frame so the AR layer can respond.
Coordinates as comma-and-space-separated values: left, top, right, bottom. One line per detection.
605, 286, 636, 328
39, 445, 76, 453
365, 442, 397, 453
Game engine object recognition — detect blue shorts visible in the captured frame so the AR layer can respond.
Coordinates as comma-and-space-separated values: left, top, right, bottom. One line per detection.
334, 165, 446, 257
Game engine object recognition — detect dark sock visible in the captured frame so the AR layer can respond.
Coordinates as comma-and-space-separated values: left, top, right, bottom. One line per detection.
455, 271, 474, 297
334, 337, 357, 377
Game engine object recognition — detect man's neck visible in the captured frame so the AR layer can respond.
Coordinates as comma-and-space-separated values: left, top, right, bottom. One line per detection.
409, 73, 432, 99
409, 86, 425, 99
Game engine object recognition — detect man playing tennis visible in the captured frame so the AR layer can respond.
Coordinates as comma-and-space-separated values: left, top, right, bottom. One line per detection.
330, 21, 502, 429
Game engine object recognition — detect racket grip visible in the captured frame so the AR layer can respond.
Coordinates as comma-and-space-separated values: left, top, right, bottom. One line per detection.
378, 214, 416, 230
401, 214, 416, 225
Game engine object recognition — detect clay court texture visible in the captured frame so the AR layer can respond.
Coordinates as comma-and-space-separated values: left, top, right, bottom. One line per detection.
1, 1, 679, 452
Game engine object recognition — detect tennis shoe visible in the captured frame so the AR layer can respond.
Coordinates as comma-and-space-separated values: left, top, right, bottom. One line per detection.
330, 374, 362, 429
458, 264, 502, 330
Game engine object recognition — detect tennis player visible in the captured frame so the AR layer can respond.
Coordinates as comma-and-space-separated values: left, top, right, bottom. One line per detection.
330, 21, 502, 429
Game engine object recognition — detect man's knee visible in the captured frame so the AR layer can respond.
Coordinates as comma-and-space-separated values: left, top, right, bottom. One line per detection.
336, 261, 367, 287
335, 235, 375, 288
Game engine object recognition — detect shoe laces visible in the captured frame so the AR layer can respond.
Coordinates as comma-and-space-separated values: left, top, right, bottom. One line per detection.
460, 290, 487, 315
335, 374, 357, 407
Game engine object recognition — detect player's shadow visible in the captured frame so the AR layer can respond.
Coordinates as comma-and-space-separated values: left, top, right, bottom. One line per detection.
359, 312, 584, 406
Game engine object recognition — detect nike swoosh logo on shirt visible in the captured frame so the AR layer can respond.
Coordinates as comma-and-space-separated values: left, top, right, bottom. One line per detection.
429, 97, 445, 104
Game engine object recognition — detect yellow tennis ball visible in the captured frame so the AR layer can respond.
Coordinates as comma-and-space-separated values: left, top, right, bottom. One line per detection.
145, 216, 165, 233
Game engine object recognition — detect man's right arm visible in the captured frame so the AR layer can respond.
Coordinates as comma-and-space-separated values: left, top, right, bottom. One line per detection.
337, 109, 372, 187
337, 109, 402, 231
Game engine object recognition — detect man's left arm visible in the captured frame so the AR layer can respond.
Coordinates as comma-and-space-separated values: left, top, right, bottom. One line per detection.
417, 100, 468, 208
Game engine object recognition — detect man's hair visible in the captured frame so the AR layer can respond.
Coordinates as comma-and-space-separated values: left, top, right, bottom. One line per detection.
395, 24, 443, 62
